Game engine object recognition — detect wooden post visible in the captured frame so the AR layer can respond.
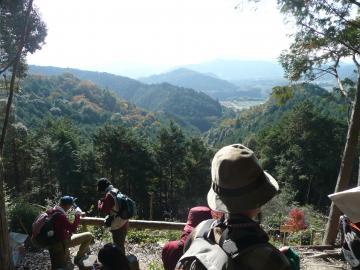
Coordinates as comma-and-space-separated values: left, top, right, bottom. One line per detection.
148, 192, 154, 221
310, 229, 315, 245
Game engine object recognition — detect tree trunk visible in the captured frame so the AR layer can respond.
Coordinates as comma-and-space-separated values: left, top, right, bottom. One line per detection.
0, 1, 34, 268
323, 72, 360, 245
358, 155, 360, 187
0, 160, 12, 269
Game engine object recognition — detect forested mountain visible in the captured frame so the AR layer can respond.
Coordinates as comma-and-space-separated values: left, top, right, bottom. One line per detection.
29, 65, 142, 96
15, 74, 162, 136
139, 68, 255, 100
28, 65, 223, 131
205, 84, 348, 146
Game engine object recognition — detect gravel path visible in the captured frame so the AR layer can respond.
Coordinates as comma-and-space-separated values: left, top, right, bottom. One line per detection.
16, 241, 163, 270
16, 244, 351, 270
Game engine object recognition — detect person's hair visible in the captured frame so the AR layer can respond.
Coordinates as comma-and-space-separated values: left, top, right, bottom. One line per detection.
97, 178, 111, 192
98, 243, 130, 270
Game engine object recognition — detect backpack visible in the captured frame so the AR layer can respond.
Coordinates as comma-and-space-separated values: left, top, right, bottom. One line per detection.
177, 219, 258, 269
31, 211, 61, 247
339, 215, 360, 268
177, 219, 291, 270
109, 189, 136, 219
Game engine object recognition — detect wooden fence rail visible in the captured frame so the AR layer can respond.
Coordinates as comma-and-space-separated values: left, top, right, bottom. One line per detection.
80, 217, 186, 231
80, 217, 339, 250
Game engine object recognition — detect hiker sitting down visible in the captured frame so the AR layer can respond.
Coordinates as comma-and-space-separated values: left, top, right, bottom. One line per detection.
176, 144, 295, 270
36, 196, 94, 269
97, 178, 130, 255
162, 206, 213, 270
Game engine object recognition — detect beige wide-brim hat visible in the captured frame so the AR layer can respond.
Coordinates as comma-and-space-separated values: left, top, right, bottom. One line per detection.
207, 144, 279, 213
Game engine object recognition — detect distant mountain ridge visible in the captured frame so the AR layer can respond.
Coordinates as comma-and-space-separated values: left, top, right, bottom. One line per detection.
184, 60, 285, 81
139, 68, 241, 100
28, 65, 223, 132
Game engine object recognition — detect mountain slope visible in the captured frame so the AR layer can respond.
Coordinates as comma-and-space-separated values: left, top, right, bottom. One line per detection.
139, 68, 242, 100
29, 65, 142, 99
205, 84, 349, 146
28, 65, 223, 132
16, 73, 162, 135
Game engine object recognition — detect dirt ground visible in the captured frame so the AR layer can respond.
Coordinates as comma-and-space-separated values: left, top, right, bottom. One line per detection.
17, 243, 351, 270
297, 247, 350, 270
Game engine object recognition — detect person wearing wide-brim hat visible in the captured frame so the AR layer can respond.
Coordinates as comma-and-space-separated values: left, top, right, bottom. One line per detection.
177, 144, 296, 270
207, 143, 279, 214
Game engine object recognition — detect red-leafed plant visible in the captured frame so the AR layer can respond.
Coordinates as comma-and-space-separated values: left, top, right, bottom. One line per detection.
285, 208, 308, 231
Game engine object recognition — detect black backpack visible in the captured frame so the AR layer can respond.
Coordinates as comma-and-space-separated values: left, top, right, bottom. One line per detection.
32, 211, 61, 247
340, 215, 360, 268
109, 189, 136, 219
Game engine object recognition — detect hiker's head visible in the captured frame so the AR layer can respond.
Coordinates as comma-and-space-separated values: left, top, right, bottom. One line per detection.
98, 243, 130, 270
184, 206, 212, 234
207, 144, 279, 216
59, 196, 76, 211
97, 177, 111, 193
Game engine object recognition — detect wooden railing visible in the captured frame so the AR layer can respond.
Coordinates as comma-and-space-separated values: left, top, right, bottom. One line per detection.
80, 217, 186, 230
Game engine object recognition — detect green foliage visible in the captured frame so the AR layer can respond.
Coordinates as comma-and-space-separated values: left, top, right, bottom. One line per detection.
15, 74, 164, 137
206, 83, 348, 147
28, 66, 224, 132
271, 86, 294, 106
0, 0, 47, 76
257, 101, 346, 208
127, 229, 181, 244
147, 260, 165, 270
152, 122, 212, 218
262, 185, 297, 230
88, 226, 112, 242
8, 200, 41, 235
276, 0, 360, 86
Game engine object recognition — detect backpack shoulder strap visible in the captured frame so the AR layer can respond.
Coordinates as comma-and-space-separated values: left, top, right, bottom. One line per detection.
194, 219, 218, 240
50, 211, 61, 221
108, 188, 127, 218
218, 228, 240, 260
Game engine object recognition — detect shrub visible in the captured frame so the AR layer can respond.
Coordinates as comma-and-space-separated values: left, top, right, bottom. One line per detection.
9, 201, 41, 235
147, 260, 164, 270
285, 208, 308, 230
127, 229, 182, 244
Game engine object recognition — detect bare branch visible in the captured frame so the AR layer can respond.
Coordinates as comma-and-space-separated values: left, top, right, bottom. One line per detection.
313, 67, 336, 77
323, 0, 360, 29
348, 0, 360, 8
0, 58, 17, 75
353, 54, 360, 69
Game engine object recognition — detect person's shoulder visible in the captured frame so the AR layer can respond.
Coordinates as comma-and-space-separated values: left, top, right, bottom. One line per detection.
239, 243, 291, 270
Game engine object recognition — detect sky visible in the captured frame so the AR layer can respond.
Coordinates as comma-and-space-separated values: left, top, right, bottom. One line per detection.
28, 0, 291, 78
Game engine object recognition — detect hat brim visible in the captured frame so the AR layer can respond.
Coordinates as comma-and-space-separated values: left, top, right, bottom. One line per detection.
207, 171, 279, 213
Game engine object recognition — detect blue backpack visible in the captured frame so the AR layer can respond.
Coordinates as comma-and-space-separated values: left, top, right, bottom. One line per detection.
110, 189, 136, 219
